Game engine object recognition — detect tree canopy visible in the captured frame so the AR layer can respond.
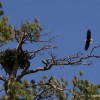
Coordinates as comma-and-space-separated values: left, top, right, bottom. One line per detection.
0, 1, 100, 100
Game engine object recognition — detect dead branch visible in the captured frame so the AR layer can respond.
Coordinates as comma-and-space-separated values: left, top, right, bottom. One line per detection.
36, 32, 63, 43
29, 45, 57, 58
16, 60, 54, 81
16, 32, 26, 51
16, 45, 100, 81
0, 89, 4, 92
90, 44, 100, 55
0, 75, 7, 82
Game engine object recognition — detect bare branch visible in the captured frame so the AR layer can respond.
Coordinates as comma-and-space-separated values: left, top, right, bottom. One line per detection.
37, 32, 63, 43
4, 44, 98, 81
16, 33, 26, 51
0, 75, 7, 82
16, 48, 100, 81
29, 45, 57, 58
90, 44, 100, 55
16, 61, 53, 81
0, 89, 4, 92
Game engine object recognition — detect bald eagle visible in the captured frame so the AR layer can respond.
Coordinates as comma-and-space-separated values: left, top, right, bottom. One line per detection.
85, 30, 92, 50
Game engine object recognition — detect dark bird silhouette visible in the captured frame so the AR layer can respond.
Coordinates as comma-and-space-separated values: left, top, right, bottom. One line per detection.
85, 30, 92, 50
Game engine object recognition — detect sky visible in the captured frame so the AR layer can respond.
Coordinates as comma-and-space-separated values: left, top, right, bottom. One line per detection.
1, 0, 100, 95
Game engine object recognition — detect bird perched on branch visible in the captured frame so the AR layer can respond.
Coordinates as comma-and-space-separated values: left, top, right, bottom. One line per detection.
85, 29, 93, 50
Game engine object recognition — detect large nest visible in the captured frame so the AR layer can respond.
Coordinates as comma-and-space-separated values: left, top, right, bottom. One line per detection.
0, 49, 30, 74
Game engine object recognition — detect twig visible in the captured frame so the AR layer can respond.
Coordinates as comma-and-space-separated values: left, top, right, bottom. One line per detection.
29, 45, 57, 58
15, 45, 100, 81
0, 89, 4, 92
16, 49, 100, 81
0, 75, 7, 82
90, 45, 100, 55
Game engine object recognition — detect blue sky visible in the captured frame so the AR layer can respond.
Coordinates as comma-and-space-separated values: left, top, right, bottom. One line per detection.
1, 0, 100, 91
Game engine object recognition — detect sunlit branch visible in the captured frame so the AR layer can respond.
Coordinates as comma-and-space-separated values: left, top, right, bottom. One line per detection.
16, 45, 100, 81
29, 45, 57, 58
0, 75, 7, 82
16, 33, 26, 51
